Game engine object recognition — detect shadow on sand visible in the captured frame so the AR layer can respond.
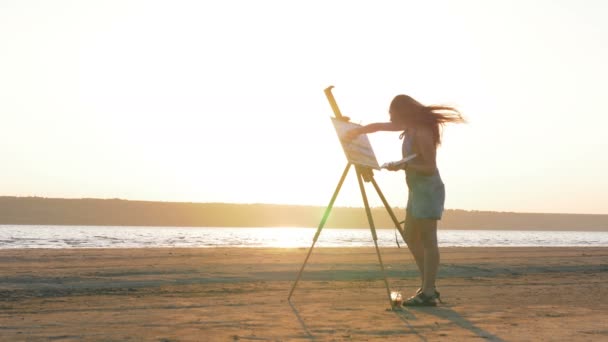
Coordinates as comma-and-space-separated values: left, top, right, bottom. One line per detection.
288, 300, 315, 340
395, 306, 505, 342
288, 297, 503, 341
289, 299, 424, 341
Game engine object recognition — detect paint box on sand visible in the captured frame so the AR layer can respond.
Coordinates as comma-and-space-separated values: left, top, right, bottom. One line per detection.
390, 290, 403, 306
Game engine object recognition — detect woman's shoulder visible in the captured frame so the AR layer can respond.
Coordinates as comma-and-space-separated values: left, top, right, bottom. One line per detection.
413, 125, 433, 137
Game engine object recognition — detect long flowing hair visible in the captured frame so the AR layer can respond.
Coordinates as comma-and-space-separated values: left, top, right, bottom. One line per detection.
389, 94, 465, 146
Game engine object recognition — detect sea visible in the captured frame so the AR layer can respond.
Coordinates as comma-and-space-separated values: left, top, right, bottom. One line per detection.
0, 225, 607, 249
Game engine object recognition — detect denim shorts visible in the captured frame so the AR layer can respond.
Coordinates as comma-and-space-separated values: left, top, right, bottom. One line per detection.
405, 170, 445, 220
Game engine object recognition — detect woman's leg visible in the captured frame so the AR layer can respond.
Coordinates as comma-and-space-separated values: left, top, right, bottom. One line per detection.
404, 215, 425, 288
419, 219, 440, 296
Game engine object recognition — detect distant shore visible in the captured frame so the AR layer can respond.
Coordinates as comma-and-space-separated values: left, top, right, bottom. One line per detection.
1, 196, 608, 231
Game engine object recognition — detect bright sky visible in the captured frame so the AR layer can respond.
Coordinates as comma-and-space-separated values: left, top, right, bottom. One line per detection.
1, 0, 607, 214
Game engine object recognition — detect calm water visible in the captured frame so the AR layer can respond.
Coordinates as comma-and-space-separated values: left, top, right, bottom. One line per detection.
0, 225, 607, 249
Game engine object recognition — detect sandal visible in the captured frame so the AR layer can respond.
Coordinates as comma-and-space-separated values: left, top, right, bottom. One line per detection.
415, 288, 443, 303
403, 292, 437, 307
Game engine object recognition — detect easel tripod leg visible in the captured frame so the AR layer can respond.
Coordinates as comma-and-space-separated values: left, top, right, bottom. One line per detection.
288, 163, 351, 300
355, 167, 394, 308
370, 177, 407, 243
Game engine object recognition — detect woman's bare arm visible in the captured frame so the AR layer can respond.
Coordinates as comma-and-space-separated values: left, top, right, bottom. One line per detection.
344, 121, 406, 139
360, 122, 406, 133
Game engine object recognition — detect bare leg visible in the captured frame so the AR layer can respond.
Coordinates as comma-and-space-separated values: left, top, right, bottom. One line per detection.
419, 219, 440, 296
404, 215, 425, 289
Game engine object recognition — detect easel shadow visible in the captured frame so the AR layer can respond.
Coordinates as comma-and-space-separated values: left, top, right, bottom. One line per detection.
289, 299, 428, 341
391, 309, 427, 342
403, 306, 505, 342
288, 300, 315, 340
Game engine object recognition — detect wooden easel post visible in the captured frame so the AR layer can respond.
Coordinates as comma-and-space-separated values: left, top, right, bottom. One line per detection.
287, 162, 351, 300
287, 86, 407, 309
354, 164, 394, 308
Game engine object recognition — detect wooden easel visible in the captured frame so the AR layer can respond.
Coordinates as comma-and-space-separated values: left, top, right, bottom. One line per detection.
287, 86, 407, 309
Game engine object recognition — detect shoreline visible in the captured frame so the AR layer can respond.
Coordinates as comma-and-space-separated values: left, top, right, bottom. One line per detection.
1, 245, 608, 251
2, 227, 607, 250
2, 223, 608, 232
1, 247, 607, 340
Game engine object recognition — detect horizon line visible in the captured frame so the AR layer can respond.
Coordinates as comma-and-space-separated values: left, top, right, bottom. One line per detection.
2, 195, 607, 217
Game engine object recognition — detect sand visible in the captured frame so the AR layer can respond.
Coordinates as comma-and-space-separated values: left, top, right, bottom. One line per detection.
0, 247, 607, 341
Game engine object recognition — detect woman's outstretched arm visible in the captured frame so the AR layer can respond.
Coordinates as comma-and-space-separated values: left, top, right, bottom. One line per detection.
344, 122, 406, 139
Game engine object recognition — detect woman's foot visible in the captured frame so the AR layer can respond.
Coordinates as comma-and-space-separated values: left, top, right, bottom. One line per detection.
403, 292, 437, 307
415, 287, 442, 303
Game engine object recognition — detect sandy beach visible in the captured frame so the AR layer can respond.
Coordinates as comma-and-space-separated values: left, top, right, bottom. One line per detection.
1, 247, 606, 341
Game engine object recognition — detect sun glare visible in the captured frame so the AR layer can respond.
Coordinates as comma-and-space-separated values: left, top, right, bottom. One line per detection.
255, 228, 312, 248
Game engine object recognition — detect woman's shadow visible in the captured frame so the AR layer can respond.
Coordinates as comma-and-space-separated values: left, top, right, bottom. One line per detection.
289, 300, 427, 342
394, 305, 505, 342
289, 299, 501, 341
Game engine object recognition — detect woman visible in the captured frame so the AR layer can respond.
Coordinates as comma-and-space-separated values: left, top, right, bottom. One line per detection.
345, 94, 464, 306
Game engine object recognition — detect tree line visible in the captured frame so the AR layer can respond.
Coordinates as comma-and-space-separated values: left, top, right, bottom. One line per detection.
1, 196, 607, 231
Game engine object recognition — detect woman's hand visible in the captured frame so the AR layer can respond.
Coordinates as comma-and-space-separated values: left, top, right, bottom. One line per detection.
342, 128, 363, 140
385, 162, 401, 171
383, 161, 407, 171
